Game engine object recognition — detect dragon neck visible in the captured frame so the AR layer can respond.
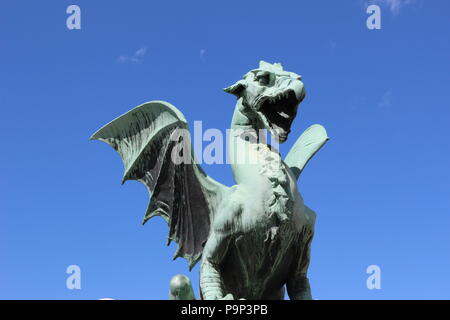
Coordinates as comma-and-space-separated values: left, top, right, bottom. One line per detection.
228, 99, 293, 220
228, 98, 269, 177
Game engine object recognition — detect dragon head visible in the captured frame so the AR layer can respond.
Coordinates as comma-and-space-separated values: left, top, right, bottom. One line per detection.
225, 61, 305, 143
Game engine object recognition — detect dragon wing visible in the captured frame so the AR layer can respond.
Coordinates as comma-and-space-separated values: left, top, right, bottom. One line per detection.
90, 101, 228, 269
285, 124, 329, 180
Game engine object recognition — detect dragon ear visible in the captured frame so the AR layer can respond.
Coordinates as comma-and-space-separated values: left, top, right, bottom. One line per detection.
224, 79, 247, 97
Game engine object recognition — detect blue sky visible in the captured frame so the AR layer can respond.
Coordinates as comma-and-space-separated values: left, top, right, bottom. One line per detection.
1, 0, 449, 299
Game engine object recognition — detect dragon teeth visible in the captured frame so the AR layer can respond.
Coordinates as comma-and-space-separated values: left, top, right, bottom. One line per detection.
278, 111, 290, 119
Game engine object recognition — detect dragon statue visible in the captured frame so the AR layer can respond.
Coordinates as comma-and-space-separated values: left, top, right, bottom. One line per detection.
91, 61, 328, 300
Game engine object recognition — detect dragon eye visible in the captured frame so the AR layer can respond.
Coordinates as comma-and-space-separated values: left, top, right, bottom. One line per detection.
255, 72, 270, 86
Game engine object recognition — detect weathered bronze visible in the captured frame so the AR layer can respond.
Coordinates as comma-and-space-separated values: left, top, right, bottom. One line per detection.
91, 61, 328, 300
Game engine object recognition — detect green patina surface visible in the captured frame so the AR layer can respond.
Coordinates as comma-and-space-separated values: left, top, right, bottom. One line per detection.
91, 61, 328, 300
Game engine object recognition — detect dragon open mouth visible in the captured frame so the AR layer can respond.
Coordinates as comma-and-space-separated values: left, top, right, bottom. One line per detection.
258, 90, 299, 143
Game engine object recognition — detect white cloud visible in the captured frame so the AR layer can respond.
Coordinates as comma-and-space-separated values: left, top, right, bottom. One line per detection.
378, 90, 393, 108
117, 55, 128, 63
365, 0, 415, 15
117, 46, 148, 63
200, 49, 206, 60
135, 46, 148, 58
329, 40, 337, 50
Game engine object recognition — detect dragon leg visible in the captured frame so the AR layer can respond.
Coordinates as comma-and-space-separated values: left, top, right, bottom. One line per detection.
200, 229, 231, 300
